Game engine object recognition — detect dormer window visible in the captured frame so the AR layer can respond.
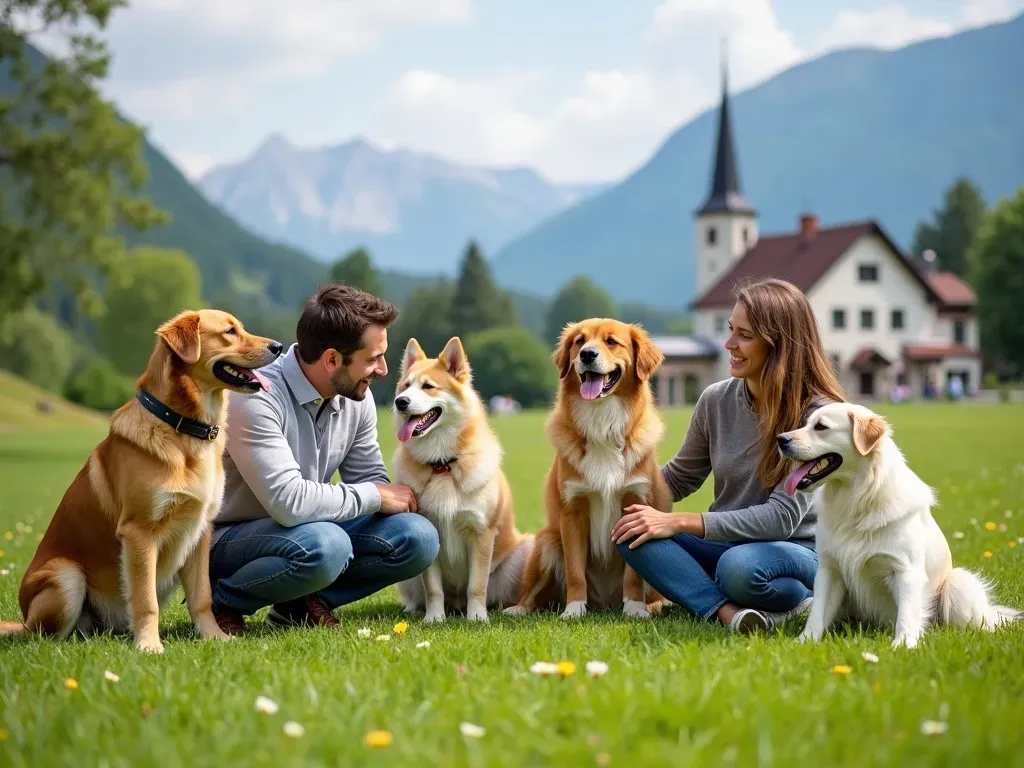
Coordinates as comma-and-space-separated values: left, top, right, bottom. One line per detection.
706, 226, 717, 246
858, 264, 879, 282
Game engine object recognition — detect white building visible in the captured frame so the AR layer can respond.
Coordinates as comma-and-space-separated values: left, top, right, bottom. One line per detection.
652, 67, 982, 404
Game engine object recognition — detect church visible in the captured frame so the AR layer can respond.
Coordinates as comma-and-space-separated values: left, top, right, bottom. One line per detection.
649, 69, 981, 406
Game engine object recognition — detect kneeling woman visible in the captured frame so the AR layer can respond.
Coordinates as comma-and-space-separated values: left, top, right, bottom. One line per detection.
611, 278, 845, 633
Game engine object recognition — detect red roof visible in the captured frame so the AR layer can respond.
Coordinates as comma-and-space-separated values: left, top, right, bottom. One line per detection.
927, 271, 976, 307
691, 219, 940, 309
850, 347, 892, 369
903, 344, 979, 361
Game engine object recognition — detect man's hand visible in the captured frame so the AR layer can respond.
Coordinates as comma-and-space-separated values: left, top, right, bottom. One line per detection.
611, 505, 699, 549
375, 483, 419, 514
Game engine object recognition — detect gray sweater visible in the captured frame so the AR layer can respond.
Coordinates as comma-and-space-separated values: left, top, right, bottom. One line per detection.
661, 376, 821, 547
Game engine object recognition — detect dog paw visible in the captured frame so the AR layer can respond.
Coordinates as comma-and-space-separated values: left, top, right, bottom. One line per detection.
466, 605, 489, 622
892, 634, 920, 650
622, 599, 651, 619
560, 601, 587, 619
401, 603, 422, 615
423, 609, 446, 624
796, 631, 818, 644
502, 604, 529, 616
203, 628, 232, 642
646, 599, 671, 615
137, 637, 165, 655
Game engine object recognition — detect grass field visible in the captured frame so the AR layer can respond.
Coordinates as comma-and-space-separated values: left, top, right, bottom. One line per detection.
1, 401, 1023, 767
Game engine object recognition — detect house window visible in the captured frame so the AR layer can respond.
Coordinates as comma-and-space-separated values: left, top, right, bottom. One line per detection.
706, 226, 717, 246
858, 264, 878, 282
742, 227, 749, 245
953, 320, 966, 345
714, 315, 727, 334
860, 309, 875, 330
832, 309, 846, 330
891, 309, 905, 330
859, 372, 875, 397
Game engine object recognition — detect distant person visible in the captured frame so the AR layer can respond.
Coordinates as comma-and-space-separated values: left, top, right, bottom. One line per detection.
611, 278, 846, 634
207, 285, 439, 635
949, 375, 964, 401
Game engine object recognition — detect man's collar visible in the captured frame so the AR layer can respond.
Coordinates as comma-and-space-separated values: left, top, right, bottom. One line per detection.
281, 343, 342, 411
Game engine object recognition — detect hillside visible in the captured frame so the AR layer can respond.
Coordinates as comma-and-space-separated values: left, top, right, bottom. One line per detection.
0, 370, 105, 433
491, 14, 1024, 309
198, 135, 605, 273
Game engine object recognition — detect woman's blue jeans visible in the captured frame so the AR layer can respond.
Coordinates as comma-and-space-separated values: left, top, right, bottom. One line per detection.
616, 533, 817, 619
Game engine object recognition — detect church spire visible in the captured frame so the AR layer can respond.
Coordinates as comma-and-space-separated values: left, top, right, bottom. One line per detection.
697, 43, 755, 216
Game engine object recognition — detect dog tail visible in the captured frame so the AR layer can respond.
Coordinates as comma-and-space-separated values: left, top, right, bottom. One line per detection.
936, 567, 1022, 630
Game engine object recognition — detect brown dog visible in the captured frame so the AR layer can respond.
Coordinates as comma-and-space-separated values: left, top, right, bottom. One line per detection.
0, 309, 281, 653
504, 318, 672, 619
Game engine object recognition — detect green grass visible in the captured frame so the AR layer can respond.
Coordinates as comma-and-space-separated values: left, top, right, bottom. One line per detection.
1, 404, 1023, 767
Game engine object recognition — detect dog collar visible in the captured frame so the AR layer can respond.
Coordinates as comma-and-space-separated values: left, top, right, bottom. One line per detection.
430, 458, 457, 475
136, 389, 221, 441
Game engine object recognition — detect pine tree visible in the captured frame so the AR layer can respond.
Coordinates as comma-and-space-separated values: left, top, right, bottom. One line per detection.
330, 247, 382, 297
447, 241, 516, 338
911, 177, 986, 276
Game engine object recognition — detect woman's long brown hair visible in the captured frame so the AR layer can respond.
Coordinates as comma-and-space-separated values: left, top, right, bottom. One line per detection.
734, 278, 847, 489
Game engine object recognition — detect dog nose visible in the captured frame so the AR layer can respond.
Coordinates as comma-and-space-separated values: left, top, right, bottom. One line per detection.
777, 434, 793, 448
580, 348, 598, 364
268, 341, 284, 357
395, 396, 410, 412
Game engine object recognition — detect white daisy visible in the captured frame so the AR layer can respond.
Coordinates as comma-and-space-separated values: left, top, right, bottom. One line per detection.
357, 628, 371, 638
530, 661, 558, 676
416, 640, 431, 648
283, 721, 305, 738
104, 670, 120, 682
585, 661, 610, 677
459, 722, 485, 738
861, 652, 879, 664
920, 720, 948, 736
255, 696, 279, 714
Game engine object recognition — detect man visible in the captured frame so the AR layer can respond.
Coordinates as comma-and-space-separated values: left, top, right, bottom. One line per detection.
208, 284, 439, 634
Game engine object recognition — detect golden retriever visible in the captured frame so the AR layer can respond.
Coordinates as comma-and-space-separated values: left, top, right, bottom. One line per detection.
505, 318, 671, 619
0, 309, 282, 653
779, 401, 1021, 648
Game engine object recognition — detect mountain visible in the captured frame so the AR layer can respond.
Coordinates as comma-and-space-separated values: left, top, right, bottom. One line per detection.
197, 136, 606, 273
491, 14, 1024, 310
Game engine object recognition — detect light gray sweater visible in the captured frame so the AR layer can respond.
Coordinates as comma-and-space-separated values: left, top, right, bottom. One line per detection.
661, 376, 823, 547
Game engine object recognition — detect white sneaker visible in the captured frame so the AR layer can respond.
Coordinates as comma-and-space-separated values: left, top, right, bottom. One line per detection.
728, 597, 813, 634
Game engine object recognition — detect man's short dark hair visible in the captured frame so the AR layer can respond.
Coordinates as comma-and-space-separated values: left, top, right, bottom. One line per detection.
296, 284, 399, 364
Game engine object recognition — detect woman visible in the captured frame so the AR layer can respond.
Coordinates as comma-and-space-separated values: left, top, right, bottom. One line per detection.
611, 278, 846, 633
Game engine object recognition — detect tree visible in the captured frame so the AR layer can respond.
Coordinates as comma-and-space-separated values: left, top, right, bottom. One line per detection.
0, 307, 73, 392
545, 275, 617, 343
969, 186, 1024, 375
64, 355, 135, 411
911, 177, 986, 276
0, 3, 168, 323
99, 247, 203, 375
447, 241, 516, 339
464, 326, 557, 408
371, 278, 455, 404
330, 247, 382, 297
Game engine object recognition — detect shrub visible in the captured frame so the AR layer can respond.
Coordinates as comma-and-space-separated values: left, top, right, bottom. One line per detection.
0, 307, 73, 392
463, 325, 556, 408
64, 357, 136, 412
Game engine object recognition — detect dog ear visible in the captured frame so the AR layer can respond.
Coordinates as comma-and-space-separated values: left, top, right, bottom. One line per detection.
850, 410, 887, 456
553, 323, 579, 379
401, 338, 425, 376
439, 337, 469, 379
630, 324, 664, 382
157, 311, 201, 365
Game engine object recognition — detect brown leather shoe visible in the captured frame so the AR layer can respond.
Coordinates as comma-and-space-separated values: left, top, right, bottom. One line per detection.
266, 593, 340, 629
212, 603, 247, 636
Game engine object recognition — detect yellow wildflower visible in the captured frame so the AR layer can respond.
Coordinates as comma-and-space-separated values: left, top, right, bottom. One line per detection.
393, 621, 408, 635
985, 521, 996, 531
364, 730, 393, 747
983, 551, 993, 558
64, 678, 78, 690
0, 729, 8, 742
3, 532, 12, 541
831, 664, 853, 676
556, 661, 576, 677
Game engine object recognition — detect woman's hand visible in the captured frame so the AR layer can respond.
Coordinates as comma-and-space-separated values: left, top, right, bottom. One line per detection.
611, 505, 700, 549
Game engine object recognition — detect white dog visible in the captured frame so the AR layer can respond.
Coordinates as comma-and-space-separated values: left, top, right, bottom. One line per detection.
777, 401, 1020, 649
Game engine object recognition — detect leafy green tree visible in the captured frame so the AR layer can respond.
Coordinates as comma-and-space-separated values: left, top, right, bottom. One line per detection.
64, 355, 135, 411
545, 275, 616, 343
447, 241, 515, 339
0, 3, 168, 323
464, 326, 556, 408
912, 177, 986, 276
99, 247, 203, 375
969, 186, 1024, 374
330, 247, 382, 297
372, 279, 455, 404
0, 307, 73, 391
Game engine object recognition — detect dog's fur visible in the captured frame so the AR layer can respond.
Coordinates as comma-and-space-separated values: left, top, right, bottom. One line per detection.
504, 318, 672, 620
393, 337, 533, 623
0, 310, 281, 653
779, 401, 1021, 648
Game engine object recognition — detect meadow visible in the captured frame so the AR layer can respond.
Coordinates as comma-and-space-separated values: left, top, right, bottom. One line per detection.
1, 392, 1023, 767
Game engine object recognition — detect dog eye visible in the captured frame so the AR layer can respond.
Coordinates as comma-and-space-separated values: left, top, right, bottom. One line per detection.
606, 337, 618, 347
422, 382, 435, 390
224, 327, 237, 335
813, 422, 829, 431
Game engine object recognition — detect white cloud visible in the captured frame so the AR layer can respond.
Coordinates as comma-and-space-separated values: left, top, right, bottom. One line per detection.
170, 151, 216, 180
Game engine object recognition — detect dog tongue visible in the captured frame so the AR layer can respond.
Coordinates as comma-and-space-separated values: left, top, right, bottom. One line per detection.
580, 375, 606, 400
398, 418, 417, 443
252, 369, 271, 393
784, 461, 816, 496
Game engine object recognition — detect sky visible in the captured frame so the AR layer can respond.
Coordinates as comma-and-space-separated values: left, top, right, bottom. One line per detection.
38, 0, 1024, 184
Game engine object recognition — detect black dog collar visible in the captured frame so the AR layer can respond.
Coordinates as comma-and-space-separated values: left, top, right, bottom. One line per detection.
136, 389, 221, 441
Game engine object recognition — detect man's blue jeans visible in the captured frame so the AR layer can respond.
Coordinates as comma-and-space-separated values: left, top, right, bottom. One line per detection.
209, 513, 440, 615
616, 533, 817, 620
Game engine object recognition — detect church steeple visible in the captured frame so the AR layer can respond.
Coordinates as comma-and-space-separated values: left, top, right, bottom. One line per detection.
697, 49, 755, 216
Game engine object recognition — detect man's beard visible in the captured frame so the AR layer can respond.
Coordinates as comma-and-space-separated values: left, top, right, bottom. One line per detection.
331, 368, 373, 400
